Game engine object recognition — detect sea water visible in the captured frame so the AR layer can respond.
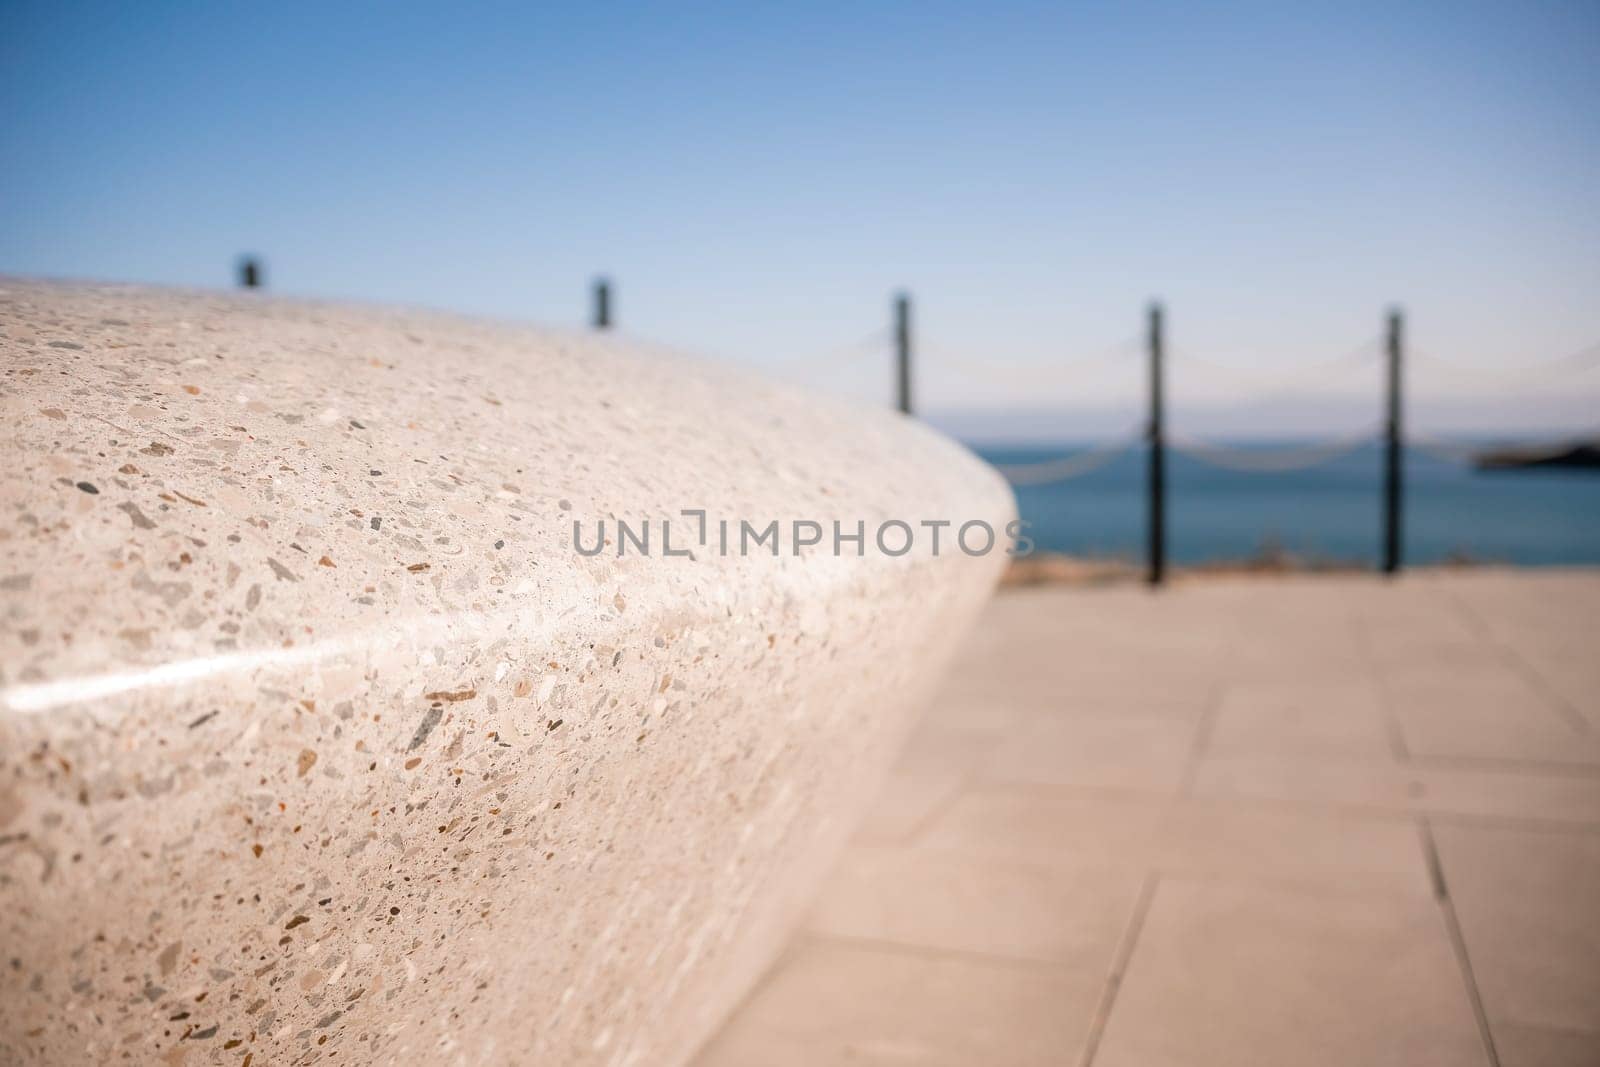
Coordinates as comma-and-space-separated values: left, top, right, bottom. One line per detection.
970, 442, 1600, 566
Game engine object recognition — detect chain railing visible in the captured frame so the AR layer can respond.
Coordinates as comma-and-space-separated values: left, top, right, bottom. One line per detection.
1168, 337, 1383, 390
569, 279, 1597, 581
1410, 339, 1600, 384
1166, 424, 1382, 473
991, 429, 1146, 485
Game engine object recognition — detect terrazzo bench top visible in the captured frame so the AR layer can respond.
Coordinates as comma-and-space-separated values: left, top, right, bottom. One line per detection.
0, 281, 1013, 1066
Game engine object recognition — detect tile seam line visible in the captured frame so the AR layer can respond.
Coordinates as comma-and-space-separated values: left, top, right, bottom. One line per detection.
1410, 754, 1600, 780
1424, 811, 1600, 836
1177, 675, 1230, 798
1444, 587, 1591, 736
1351, 614, 1414, 764
897, 763, 985, 848
795, 930, 1083, 975
1418, 816, 1502, 1067
956, 778, 1434, 826
1077, 870, 1159, 1067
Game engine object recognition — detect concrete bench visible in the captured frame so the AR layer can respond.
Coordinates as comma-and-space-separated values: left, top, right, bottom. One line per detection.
0, 281, 1012, 1065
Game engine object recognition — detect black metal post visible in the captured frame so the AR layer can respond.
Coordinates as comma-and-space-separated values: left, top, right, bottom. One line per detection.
894, 292, 913, 415
238, 257, 261, 289
592, 277, 612, 330
1383, 308, 1404, 575
1147, 302, 1166, 586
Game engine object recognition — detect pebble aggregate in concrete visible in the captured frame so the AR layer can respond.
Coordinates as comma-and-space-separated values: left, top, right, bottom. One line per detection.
0, 280, 1013, 1065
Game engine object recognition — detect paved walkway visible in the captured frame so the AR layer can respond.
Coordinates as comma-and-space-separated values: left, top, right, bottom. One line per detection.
695, 570, 1600, 1067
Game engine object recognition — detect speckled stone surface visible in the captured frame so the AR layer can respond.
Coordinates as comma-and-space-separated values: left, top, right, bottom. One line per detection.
0, 280, 1014, 1065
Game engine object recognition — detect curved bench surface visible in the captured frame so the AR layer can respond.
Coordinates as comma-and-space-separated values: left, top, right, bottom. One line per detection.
0, 281, 1012, 1066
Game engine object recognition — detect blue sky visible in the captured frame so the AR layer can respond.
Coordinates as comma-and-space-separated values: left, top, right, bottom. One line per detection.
3, 1, 1598, 433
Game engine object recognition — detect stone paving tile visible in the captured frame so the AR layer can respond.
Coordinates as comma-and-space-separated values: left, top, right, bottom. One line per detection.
1092, 879, 1486, 1067
1221, 629, 1369, 684
695, 573, 1600, 1066
969, 589, 1232, 688
1430, 823, 1600, 1033
694, 937, 1097, 1067
1155, 799, 1435, 896
1355, 597, 1487, 672
931, 646, 1218, 724
979, 713, 1199, 793
1192, 754, 1600, 826
923, 784, 1435, 895
851, 764, 972, 845
920, 784, 1171, 867
1381, 659, 1600, 768
1204, 678, 1394, 758
1446, 571, 1600, 656
1025, 672, 1218, 720
1492, 1022, 1600, 1067
1416, 572, 1600, 733
1415, 767, 1600, 827
1503, 653, 1600, 734
805, 842, 1145, 966
1458, 572, 1600, 668
852, 721, 1003, 844
1191, 752, 1414, 810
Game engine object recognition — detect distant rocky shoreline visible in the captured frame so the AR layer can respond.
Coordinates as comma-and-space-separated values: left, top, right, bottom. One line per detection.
1002, 548, 1494, 587
1474, 437, 1600, 471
